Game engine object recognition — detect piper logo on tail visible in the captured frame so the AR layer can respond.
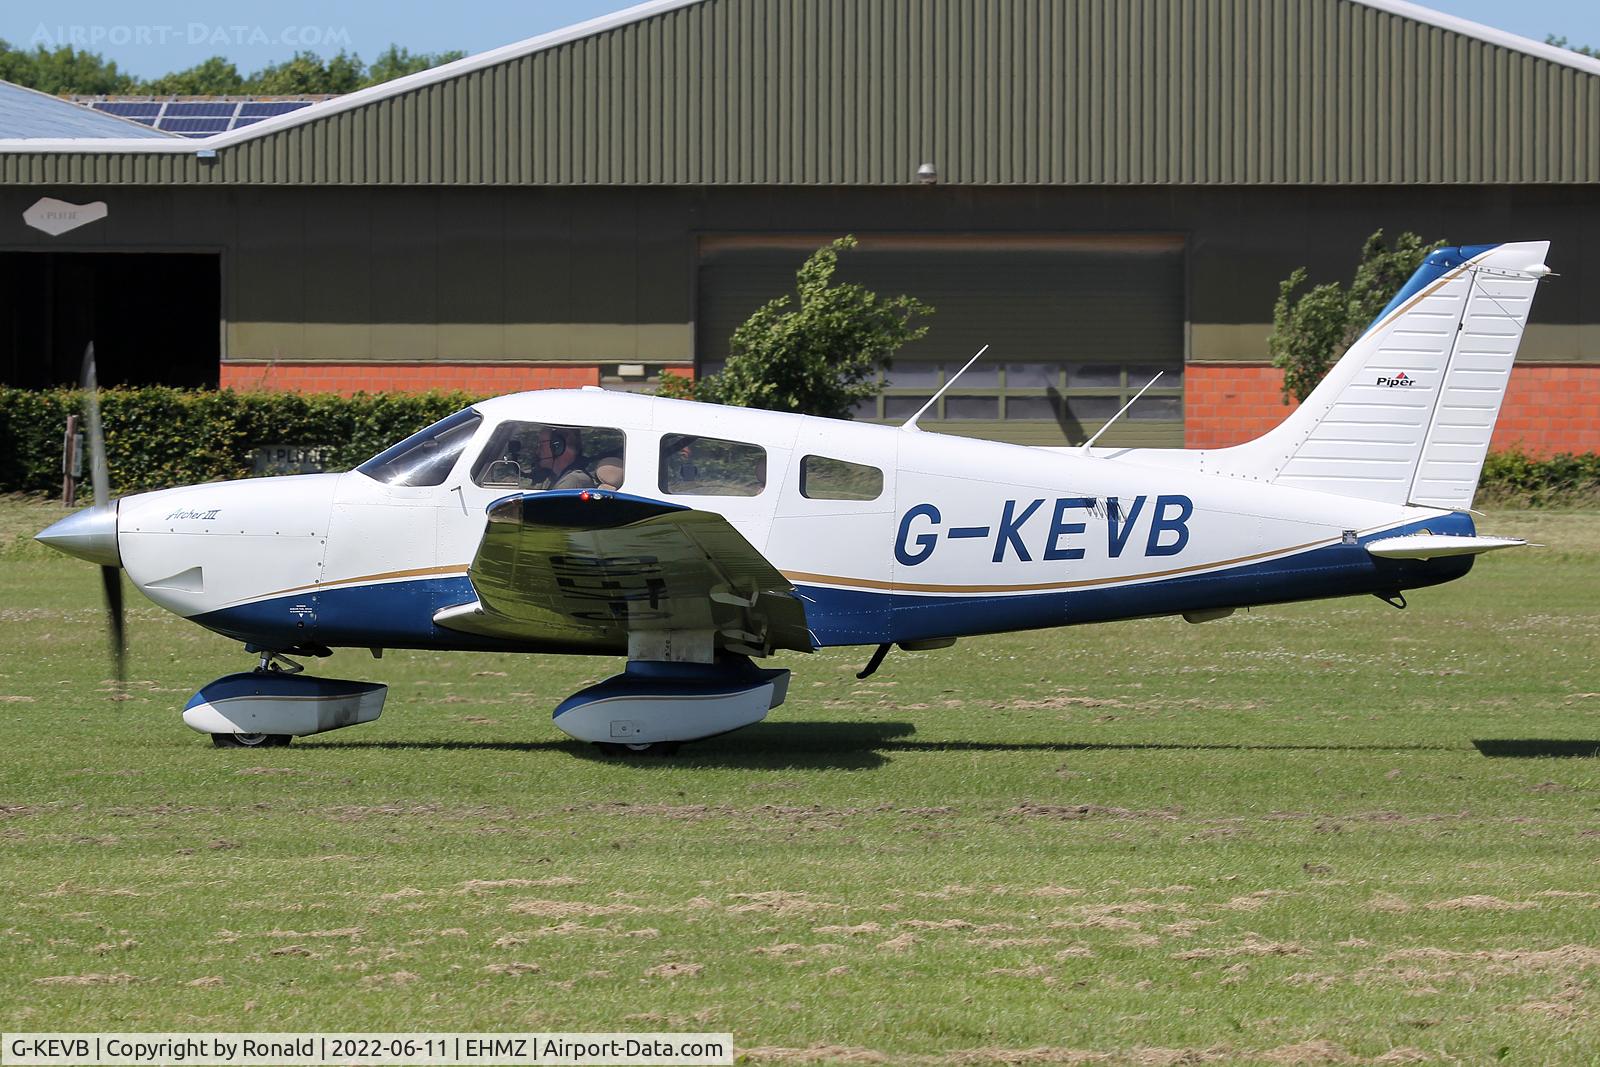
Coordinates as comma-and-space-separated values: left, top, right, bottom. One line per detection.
1375, 371, 1418, 388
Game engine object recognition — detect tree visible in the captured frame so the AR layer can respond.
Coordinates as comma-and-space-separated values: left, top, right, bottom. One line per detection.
1268, 230, 1444, 403
141, 57, 245, 96
248, 51, 365, 95
1546, 34, 1599, 58
0, 39, 464, 97
662, 236, 933, 419
363, 45, 467, 87
0, 40, 134, 94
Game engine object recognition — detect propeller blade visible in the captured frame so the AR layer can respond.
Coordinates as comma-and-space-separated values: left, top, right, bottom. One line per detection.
101, 564, 126, 683
82, 342, 123, 680
80, 342, 109, 508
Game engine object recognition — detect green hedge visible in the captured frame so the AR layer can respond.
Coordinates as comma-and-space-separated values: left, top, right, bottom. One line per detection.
0, 387, 479, 496
2, 387, 1598, 505
1477, 449, 1600, 508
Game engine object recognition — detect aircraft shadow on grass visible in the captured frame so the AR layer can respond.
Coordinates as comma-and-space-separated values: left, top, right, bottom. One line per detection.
1472, 739, 1600, 759
304, 724, 1515, 768
306, 720, 921, 770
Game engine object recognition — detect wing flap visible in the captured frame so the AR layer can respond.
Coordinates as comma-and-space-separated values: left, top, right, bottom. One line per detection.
436, 490, 811, 655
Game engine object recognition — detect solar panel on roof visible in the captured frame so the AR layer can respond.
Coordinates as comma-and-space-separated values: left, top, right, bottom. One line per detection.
239, 101, 314, 117
96, 102, 160, 117
160, 118, 231, 133
60, 95, 328, 138
164, 102, 236, 118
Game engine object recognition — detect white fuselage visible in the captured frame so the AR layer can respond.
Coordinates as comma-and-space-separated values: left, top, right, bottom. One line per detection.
113, 389, 1473, 653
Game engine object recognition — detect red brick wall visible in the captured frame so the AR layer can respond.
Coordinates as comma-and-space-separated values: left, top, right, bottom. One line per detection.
1186, 363, 1599, 456
1184, 365, 1298, 448
220, 362, 601, 396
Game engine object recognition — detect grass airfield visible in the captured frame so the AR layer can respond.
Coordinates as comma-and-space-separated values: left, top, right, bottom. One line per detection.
1, 498, 1597, 1064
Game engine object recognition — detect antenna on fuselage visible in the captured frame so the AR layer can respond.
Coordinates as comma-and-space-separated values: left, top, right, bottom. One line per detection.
1080, 370, 1164, 454
900, 344, 990, 432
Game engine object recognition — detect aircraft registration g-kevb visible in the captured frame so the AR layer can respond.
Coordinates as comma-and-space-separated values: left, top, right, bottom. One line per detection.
38, 241, 1551, 753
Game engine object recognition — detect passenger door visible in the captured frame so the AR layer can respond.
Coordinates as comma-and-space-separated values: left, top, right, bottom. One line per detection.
767, 424, 898, 645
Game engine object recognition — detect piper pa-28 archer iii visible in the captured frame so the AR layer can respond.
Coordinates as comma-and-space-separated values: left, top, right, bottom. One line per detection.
38, 241, 1551, 753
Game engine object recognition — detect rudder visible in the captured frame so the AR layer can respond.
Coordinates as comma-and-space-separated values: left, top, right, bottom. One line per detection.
1204, 241, 1551, 509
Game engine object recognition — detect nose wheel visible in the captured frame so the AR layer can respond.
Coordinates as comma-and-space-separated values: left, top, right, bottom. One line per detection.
211, 731, 292, 748
594, 741, 682, 757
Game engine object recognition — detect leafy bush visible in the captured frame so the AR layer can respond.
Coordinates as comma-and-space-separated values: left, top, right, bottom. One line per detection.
0, 388, 477, 496
1477, 450, 1600, 508
665, 235, 932, 419
1268, 230, 1445, 403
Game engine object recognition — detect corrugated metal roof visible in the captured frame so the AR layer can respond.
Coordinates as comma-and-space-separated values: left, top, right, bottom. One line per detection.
0, 81, 175, 140
2, 0, 1597, 184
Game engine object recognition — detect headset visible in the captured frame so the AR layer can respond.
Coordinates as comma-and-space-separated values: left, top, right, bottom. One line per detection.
546, 428, 568, 458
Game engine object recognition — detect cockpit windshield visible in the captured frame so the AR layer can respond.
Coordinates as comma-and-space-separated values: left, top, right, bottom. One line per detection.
356, 408, 483, 487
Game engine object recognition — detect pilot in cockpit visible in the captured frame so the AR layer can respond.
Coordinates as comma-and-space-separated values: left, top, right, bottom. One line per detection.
477, 423, 624, 492
533, 427, 596, 491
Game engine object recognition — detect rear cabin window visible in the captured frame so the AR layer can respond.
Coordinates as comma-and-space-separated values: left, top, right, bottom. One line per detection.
356, 408, 482, 487
471, 422, 626, 492
659, 433, 767, 497
800, 455, 884, 501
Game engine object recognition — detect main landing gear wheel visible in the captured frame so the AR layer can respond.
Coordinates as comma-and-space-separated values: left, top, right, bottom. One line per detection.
211, 732, 292, 748
594, 741, 682, 757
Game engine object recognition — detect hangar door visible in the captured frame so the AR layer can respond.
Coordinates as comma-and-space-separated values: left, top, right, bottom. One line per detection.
0, 251, 220, 388
697, 235, 1184, 446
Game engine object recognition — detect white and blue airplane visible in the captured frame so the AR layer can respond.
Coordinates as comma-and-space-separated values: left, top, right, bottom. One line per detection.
37, 241, 1550, 753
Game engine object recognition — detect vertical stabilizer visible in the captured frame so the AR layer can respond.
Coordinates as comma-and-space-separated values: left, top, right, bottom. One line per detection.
1204, 241, 1550, 509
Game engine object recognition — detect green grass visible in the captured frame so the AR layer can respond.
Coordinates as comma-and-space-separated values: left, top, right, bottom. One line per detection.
1, 497, 1597, 1064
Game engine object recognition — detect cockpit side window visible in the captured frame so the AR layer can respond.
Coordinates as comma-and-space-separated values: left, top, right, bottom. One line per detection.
799, 455, 884, 500
471, 422, 627, 492
356, 408, 482, 487
659, 434, 767, 497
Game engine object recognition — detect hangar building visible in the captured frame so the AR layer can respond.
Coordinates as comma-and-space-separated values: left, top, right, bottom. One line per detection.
0, 0, 1596, 454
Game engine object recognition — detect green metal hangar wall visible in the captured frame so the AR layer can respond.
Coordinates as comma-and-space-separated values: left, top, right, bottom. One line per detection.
0, 0, 1596, 453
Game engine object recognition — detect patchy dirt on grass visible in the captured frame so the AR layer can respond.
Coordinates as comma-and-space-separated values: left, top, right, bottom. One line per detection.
33, 973, 139, 985
483, 962, 541, 976
1174, 937, 1308, 960
506, 900, 641, 918
1422, 895, 1537, 911
263, 927, 363, 940
742, 1045, 888, 1063
459, 876, 583, 892
1004, 804, 1182, 821
643, 961, 702, 978
1384, 944, 1600, 974
726, 891, 841, 916
1258, 1041, 1354, 1065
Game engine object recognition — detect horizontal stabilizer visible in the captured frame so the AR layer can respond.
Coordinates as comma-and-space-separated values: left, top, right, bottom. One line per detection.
1364, 533, 1527, 560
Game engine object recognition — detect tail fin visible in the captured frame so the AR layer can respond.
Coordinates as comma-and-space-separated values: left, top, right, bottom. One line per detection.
1207, 241, 1550, 509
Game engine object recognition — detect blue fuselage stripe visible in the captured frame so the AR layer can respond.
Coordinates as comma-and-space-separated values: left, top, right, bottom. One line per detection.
190, 515, 1475, 651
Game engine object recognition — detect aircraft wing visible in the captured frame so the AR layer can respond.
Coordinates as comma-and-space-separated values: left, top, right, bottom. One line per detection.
435, 490, 812, 656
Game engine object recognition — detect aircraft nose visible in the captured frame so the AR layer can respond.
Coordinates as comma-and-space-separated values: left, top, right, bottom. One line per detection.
35, 502, 120, 567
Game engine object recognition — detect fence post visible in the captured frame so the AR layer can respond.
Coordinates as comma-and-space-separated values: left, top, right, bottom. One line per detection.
61, 413, 80, 507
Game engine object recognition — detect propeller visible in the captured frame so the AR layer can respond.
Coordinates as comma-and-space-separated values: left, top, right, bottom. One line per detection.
81, 343, 125, 682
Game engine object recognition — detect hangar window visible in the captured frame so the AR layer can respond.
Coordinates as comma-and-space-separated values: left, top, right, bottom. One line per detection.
471, 423, 627, 491
660, 434, 766, 497
357, 408, 483, 487
855, 362, 1185, 432
800, 455, 883, 501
